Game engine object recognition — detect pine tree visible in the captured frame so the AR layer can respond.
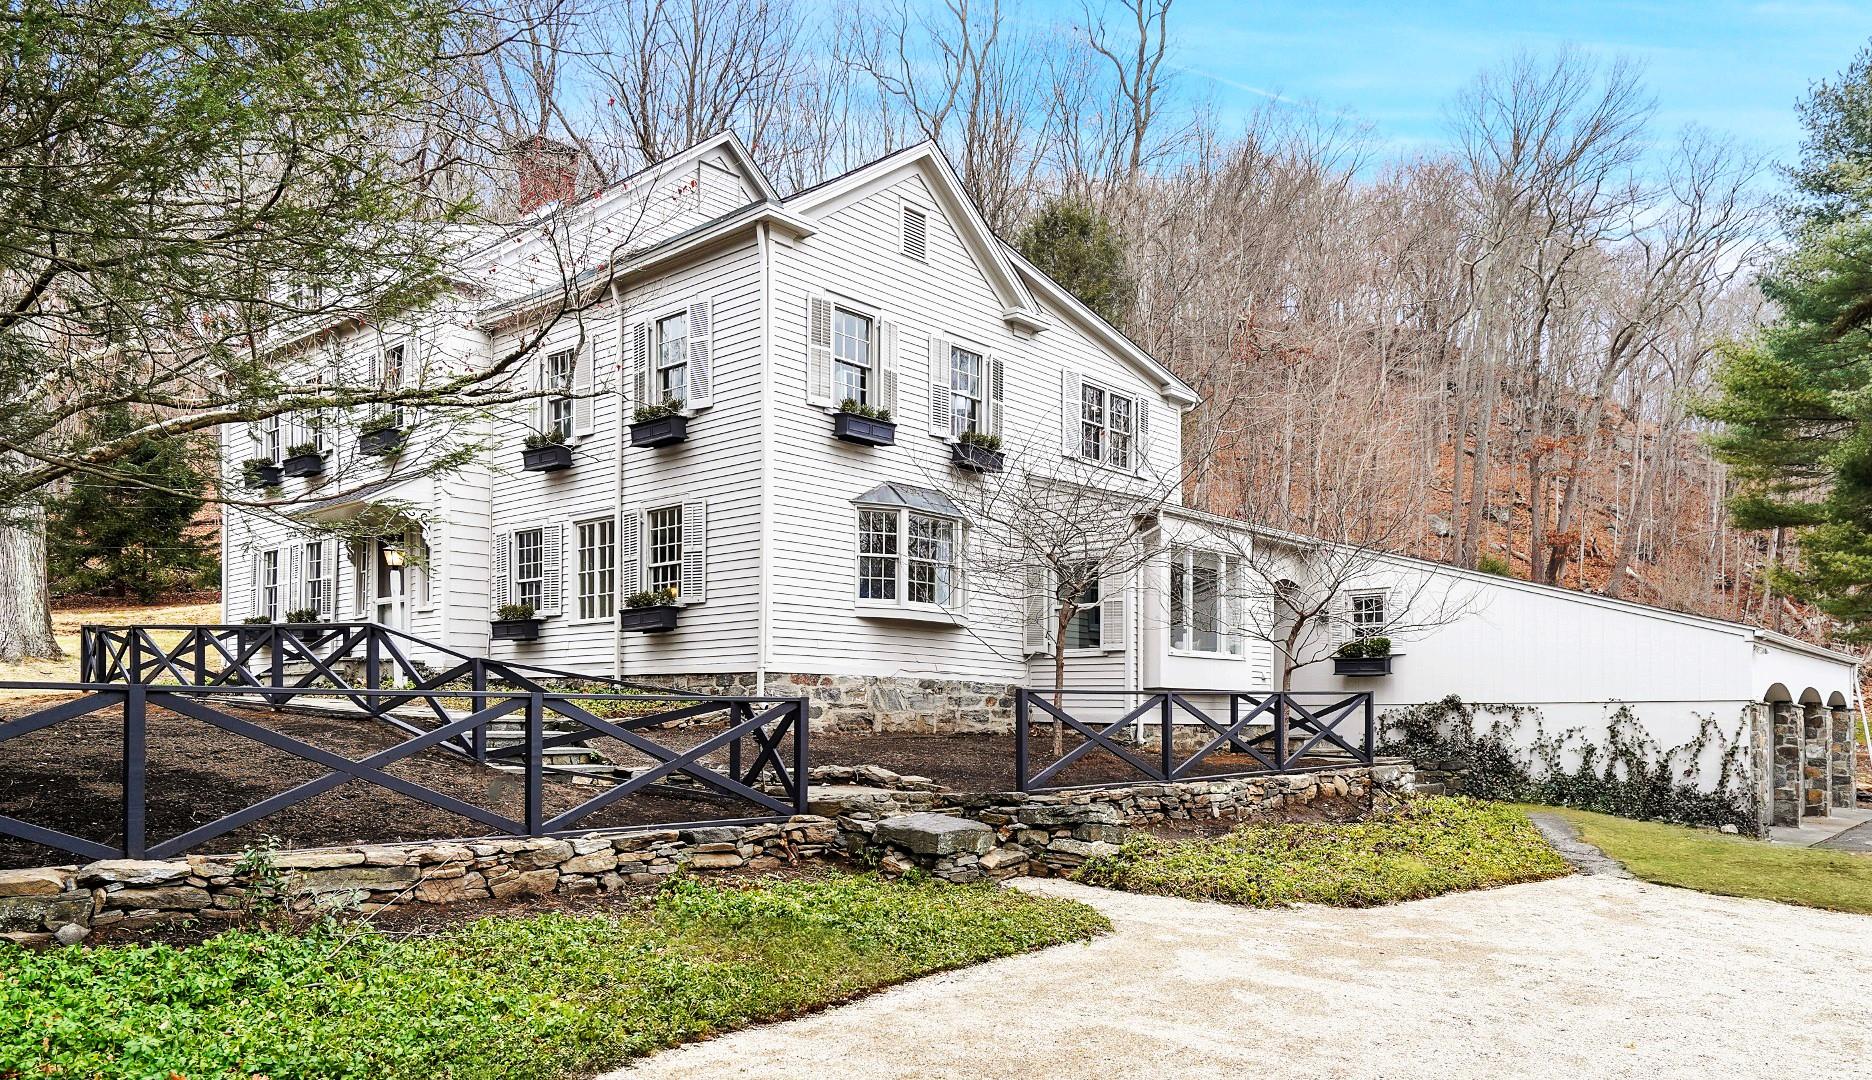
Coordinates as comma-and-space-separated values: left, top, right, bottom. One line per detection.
1015, 198, 1134, 327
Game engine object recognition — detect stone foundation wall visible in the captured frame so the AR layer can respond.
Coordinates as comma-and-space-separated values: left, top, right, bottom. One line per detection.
631, 672, 1017, 734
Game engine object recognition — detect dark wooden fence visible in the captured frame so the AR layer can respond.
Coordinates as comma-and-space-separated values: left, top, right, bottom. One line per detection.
0, 624, 808, 863
1014, 688, 1376, 793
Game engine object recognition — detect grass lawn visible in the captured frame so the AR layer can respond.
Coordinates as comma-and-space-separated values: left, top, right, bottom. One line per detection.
1531, 804, 1872, 915
1078, 796, 1569, 907
0, 598, 218, 693
0, 874, 1108, 1079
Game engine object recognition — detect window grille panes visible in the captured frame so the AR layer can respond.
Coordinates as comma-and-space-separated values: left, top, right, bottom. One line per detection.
261, 550, 280, 620
1080, 385, 1105, 461
906, 513, 955, 605
950, 346, 984, 438
261, 416, 281, 460
304, 542, 325, 614
1061, 564, 1101, 649
380, 345, 405, 426
1170, 551, 1188, 651
857, 509, 898, 601
833, 308, 873, 405
577, 519, 616, 619
1190, 550, 1222, 653
646, 506, 683, 595
1351, 592, 1386, 637
655, 313, 687, 406
546, 349, 576, 438
515, 528, 543, 610
1108, 394, 1134, 470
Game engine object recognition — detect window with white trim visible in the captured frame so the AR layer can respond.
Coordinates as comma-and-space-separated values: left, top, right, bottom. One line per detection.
655, 312, 687, 407
303, 541, 327, 616
1350, 590, 1387, 637
379, 344, 406, 427
950, 344, 985, 439
1169, 546, 1232, 654
832, 307, 874, 406
260, 549, 281, 620
645, 505, 682, 594
1059, 562, 1101, 649
260, 415, 281, 461
856, 508, 959, 607
515, 527, 544, 610
576, 518, 616, 619
544, 348, 576, 438
1079, 383, 1134, 469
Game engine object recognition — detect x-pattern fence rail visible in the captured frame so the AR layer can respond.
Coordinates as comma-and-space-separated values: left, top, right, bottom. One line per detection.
0, 624, 808, 863
1014, 688, 1376, 793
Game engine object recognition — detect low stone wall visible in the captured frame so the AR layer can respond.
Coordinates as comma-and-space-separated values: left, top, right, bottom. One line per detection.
628, 672, 1017, 734
0, 762, 1413, 944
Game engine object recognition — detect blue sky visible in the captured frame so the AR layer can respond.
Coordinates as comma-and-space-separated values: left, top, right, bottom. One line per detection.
1082, 0, 1872, 171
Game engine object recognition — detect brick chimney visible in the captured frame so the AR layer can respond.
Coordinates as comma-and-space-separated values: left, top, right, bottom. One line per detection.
510, 134, 579, 215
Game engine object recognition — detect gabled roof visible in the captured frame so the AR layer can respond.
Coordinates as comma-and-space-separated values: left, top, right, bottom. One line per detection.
1003, 244, 1198, 407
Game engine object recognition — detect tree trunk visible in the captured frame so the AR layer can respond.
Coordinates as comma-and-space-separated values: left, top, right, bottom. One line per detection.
0, 513, 60, 662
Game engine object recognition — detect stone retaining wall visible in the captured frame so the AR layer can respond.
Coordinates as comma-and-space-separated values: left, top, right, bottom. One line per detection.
0, 763, 1411, 945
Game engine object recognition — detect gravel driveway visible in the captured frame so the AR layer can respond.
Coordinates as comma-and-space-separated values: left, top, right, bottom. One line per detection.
611, 874, 1870, 1079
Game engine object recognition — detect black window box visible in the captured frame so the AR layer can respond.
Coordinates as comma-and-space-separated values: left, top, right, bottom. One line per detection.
630, 414, 689, 448
359, 427, 404, 456
1333, 654, 1396, 677
521, 443, 573, 472
244, 463, 283, 488
281, 452, 325, 478
951, 442, 1005, 474
491, 617, 542, 642
619, 606, 679, 633
834, 412, 896, 447
235, 625, 277, 649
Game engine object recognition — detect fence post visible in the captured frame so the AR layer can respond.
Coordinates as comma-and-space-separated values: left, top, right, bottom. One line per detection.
1159, 693, 1173, 781
471, 661, 488, 763
78, 631, 92, 684
365, 629, 382, 717
1363, 692, 1376, 765
729, 701, 745, 784
1014, 690, 1029, 792
193, 629, 206, 687
1274, 693, 1290, 771
123, 685, 146, 859
525, 691, 544, 836
126, 632, 141, 686
793, 696, 811, 815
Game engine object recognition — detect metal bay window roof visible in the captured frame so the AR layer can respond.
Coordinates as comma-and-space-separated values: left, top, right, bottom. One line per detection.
851, 482, 964, 519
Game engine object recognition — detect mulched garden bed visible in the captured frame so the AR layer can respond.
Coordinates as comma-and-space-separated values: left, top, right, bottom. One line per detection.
0, 698, 768, 870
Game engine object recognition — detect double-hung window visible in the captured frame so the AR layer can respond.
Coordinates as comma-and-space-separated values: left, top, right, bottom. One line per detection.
260, 415, 281, 461
303, 541, 327, 616
259, 549, 281, 620
1350, 590, 1387, 638
514, 528, 544, 610
544, 348, 576, 438
832, 307, 874, 406
950, 344, 985, 439
380, 344, 406, 428
1169, 546, 1234, 654
1058, 561, 1101, 649
576, 518, 615, 619
1079, 383, 1136, 469
655, 312, 687, 407
856, 508, 959, 608
645, 506, 683, 595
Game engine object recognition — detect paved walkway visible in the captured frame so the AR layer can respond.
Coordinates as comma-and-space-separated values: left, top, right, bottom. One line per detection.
1818, 816, 1872, 854
611, 875, 1870, 1080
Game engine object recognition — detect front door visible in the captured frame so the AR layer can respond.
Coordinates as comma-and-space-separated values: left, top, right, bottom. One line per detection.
372, 539, 405, 630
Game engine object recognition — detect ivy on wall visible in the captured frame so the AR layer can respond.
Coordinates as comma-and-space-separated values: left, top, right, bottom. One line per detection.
1379, 695, 1757, 831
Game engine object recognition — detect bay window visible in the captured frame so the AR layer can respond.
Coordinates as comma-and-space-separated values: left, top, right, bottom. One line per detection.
856, 507, 960, 609
1169, 546, 1241, 656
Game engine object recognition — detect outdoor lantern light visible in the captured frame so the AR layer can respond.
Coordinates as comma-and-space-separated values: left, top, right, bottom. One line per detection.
380, 543, 406, 569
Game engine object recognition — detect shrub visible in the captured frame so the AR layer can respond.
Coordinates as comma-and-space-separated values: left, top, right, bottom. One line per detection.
285, 441, 321, 459
958, 430, 1002, 451
240, 457, 278, 486
522, 429, 566, 449
495, 603, 536, 622
360, 412, 401, 432
837, 398, 893, 422
241, 614, 273, 625
633, 399, 684, 422
625, 586, 679, 608
1476, 554, 1514, 577
1379, 695, 1756, 830
1078, 796, 1568, 907
284, 607, 321, 624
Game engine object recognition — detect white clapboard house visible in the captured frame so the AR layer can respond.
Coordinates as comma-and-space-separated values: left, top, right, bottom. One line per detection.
221, 133, 1859, 825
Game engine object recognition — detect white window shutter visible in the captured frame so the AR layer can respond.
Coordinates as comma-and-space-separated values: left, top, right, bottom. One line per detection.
989, 356, 1006, 437
490, 530, 512, 611
1061, 370, 1083, 456
686, 299, 713, 408
1329, 592, 1351, 644
618, 507, 641, 596
927, 335, 952, 439
537, 523, 564, 616
626, 321, 649, 410
1135, 400, 1152, 474
572, 347, 594, 436
680, 500, 707, 604
351, 542, 370, 618
319, 543, 338, 620
1024, 565, 1053, 655
807, 294, 834, 406
1226, 558, 1248, 657
1099, 571, 1126, 652
877, 320, 898, 415
288, 544, 304, 612
249, 551, 263, 618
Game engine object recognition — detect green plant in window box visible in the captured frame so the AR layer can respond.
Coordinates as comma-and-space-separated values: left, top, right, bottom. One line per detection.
241, 457, 282, 488
284, 607, 322, 624
633, 399, 685, 423
958, 430, 1002, 451
837, 398, 894, 423
496, 603, 537, 622
361, 412, 401, 433
241, 614, 273, 625
285, 442, 320, 459
1337, 635, 1391, 659
625, 587, 680, 609
522, 430, 567, 450
492, 602, 541, 641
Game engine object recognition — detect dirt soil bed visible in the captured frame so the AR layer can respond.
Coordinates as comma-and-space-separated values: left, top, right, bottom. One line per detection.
0, 699, 769, 870
810, 731, 1352, 793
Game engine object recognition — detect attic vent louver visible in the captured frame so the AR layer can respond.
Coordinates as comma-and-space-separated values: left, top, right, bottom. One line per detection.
902, 204, 928, 261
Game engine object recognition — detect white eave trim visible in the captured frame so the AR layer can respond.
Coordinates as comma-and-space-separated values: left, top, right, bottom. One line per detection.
1007, 246, 1199, 407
